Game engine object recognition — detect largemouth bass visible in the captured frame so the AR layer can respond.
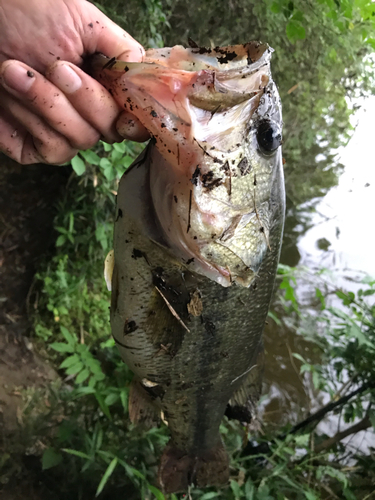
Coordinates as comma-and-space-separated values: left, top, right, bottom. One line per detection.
92, 42, 285, 493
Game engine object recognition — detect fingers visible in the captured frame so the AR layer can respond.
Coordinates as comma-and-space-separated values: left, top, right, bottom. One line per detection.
47, 60, 150, 143
116, 112, 150, 142
81, 1, 145, 63
46, 60, 123, 143
0, 100, 77, 165
0, 60, 100, 150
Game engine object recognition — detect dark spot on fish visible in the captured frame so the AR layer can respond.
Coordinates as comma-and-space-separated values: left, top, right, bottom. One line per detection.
132, 248, 145, 259
181, 381, 194, 390
238, 157, 251, 175
125, 240, 129, 243
216, 50, 237, 64
191, 166, 201, 185
187, 190, 192, 233
168, 149, 171, 153
213, 157, 223, 164
127, 97, 131, 103
124, 65, 129, 72
188, 37, 199, 48
259, 226, 264, 233
142, 383, 166, 401
27, 70, 34, 78
186, 258, 194, 265
225, 404, 252, 423
192, 83, 195, 88
115, 208, 123, 221
173, 127, 178, 132
252, 281, 258, 290
220, 351, 229, 358
204, 320, 216, 335
88, 22, 93, 28
161, 123, 166, 128
202, 171, 223, 190
254, 174, 257, 186
194, 236, 197, 240
150, 110, 158, 117
174, 195, 178, 203
124, 319, 138, 335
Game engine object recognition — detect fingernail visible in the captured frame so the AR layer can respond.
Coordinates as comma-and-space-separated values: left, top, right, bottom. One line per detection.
49, 63, 82, 94
2, 63, 35, 93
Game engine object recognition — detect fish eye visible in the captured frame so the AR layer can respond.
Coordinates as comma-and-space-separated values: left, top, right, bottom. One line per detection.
256, 119, 282, 155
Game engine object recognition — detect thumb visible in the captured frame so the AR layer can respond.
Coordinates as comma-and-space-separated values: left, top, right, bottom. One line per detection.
80, 2, 145, 62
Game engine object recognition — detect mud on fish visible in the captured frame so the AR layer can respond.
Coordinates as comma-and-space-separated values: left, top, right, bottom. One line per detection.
92, 41, 285, 494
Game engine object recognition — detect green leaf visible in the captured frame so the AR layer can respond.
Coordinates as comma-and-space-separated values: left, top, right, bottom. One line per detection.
120, 155, 134, 169
42, 448, 63, 470
104, 392, 120, 406
230, 479, 242, 498
62, 448, 91, 460
315, 288, 326, 309
147, 484, 165, 500
96, 458, 118, 497
60, 326, 75, 344
103, 165, 116, 181
99, 157, 112, 169
50, 342, 74, 353
200, 493, 219, 499
95, 391, 112, 420
80, 149, 100, 165
59, 354, 80, 369
292, 352, 307, 363
268, 310, 281, 326
56, 235, 66, 247
286, 20, 306, 42
65, 362, 84, 375
86, 358, 104, 375
76, 368, 90, 384
102, 141, 112, 152
71, 155, 86, 176
305, 491, 318, 500
112, 142, 126, 153
74, 386, 96, 396
270, 2, 282, 14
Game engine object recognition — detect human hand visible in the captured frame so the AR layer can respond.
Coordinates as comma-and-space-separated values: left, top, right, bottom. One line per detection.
0, 0, 149, 165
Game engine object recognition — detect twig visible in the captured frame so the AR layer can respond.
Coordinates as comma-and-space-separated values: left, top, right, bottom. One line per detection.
242, 381, 375, 456
314, 415, 371, 453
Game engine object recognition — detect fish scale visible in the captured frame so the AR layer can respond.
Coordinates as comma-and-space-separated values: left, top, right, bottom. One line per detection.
92, 41, 285, 493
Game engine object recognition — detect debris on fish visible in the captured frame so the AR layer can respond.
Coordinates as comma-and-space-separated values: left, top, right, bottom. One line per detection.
92, 41, 285, 494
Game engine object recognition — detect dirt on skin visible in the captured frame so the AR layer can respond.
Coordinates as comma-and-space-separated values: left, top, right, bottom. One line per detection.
0, 154, 69, 495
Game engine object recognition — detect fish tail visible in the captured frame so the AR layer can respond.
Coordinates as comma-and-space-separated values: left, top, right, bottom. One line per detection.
158, 441, 229, 494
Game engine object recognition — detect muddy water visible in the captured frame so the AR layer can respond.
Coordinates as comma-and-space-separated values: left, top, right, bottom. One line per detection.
260, 96, 375, 447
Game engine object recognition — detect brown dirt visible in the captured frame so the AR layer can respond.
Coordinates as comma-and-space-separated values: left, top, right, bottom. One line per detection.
0, 154, 69, 495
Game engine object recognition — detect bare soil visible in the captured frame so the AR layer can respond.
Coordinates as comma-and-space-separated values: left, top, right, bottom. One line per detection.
0, 154, 69, 496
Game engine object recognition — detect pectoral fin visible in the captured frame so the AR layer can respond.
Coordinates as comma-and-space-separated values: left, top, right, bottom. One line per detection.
128, 379, 160, 428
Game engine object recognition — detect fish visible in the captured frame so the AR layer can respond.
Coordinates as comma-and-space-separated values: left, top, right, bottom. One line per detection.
92, 42, 285, 493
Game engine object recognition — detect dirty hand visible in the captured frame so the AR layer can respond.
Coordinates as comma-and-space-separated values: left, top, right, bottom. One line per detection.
0, 0, 149, 165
